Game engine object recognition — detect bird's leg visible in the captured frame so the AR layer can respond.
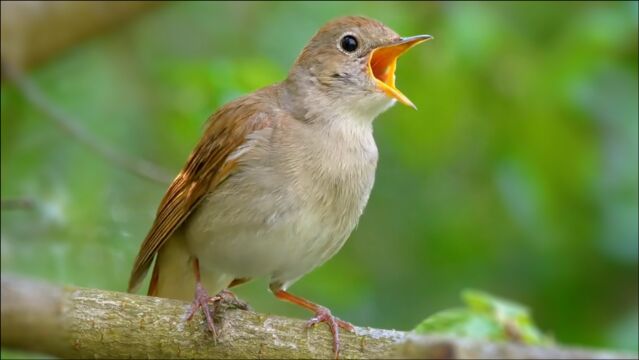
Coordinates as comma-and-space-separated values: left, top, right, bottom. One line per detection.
184, 258, 219, 340
184, 259, 250, 341
271, 285, 354, 359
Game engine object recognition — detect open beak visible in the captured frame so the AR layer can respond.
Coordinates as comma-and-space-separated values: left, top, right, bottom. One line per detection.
368, 34, 433, 109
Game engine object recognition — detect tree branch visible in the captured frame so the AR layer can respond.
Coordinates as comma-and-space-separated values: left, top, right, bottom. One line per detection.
1, 275, 635, 359
2, 61, 173, 185
0, 197, 35, 211
0, 1, 159, 69
1, 275, 402, 359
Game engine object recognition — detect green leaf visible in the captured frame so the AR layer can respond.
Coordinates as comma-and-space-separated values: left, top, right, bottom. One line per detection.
413, 307, 504, 341
413, 289, 553, 345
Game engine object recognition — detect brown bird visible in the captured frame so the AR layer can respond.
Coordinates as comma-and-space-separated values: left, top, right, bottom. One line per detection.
128, 15, 431, 357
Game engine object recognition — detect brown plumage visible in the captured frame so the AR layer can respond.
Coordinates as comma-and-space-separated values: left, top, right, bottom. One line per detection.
129, 89, 276, 294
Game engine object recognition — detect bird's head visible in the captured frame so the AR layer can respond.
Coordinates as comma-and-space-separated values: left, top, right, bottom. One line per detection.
285, 16, 432, 122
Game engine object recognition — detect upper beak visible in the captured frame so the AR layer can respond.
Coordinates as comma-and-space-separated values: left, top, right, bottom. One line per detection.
368, 34, 433, 109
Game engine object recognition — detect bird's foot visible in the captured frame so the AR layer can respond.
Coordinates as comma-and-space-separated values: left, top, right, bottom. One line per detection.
185, 282, 220, 340
305, 305, 354, 359
185, 285, 249, 342
217, 289, 250, 311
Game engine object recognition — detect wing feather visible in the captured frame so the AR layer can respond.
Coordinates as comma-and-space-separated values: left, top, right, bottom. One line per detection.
128, 95, 274, 292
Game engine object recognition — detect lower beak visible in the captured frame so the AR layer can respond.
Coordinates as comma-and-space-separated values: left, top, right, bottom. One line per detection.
368, 34, 433, 109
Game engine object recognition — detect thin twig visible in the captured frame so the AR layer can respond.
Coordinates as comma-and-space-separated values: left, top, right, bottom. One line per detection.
1, 60, 173, 184
0, 197, 35, 211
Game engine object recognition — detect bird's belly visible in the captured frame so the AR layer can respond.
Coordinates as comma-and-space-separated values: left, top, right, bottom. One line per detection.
192, 213, 346, 282
183, 174, 357, 285
184, 120, 377, 286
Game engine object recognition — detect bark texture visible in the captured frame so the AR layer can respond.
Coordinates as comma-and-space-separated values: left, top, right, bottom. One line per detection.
1, 275, 636, 359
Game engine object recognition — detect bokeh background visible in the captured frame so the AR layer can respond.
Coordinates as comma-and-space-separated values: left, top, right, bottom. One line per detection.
2, 1, 637, 355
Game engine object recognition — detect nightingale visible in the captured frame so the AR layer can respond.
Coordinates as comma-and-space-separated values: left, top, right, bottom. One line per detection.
128, 16, 431, 357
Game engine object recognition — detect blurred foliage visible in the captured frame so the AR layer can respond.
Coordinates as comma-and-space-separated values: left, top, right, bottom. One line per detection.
414, 289, 552, 345
1, 1, 637, 354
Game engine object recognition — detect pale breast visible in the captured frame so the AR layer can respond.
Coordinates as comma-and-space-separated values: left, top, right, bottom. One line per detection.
184, 113, 378, 286
276, 118, 378, 278
285, 118, 378, 238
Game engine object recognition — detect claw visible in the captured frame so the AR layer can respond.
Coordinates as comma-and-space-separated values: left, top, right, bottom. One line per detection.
184, 285, 249, 344
185, 282, 219, 341
305, 306, 354, 359
272, 288, 355, 359
218, 289, 250, 310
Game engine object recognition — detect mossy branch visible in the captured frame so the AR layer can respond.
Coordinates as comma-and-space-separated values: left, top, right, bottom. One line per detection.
1, 275, 635, 359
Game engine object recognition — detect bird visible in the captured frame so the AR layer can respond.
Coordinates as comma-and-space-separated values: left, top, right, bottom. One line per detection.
128, 15, 432, 358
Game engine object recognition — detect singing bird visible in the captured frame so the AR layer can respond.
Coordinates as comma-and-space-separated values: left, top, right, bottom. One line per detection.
128, 16, 431, 357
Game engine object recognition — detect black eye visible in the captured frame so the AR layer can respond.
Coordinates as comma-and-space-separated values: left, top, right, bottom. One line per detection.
340, 35, 358, 53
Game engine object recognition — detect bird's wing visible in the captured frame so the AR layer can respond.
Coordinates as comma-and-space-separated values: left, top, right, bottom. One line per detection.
128, 95, 275, 293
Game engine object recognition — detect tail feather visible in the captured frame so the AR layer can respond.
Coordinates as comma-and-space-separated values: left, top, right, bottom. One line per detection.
149, 233, 233, 301
149, 233, 195, 300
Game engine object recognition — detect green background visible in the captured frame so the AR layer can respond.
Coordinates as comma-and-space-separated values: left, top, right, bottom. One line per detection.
2, 1, 637, 354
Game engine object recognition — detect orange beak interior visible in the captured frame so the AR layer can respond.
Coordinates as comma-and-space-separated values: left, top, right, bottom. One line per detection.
368, 35, 432, 109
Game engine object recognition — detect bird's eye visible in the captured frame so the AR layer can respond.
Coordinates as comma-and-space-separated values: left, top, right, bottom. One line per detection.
340, 35, 358, 53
